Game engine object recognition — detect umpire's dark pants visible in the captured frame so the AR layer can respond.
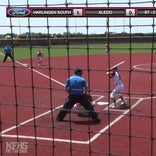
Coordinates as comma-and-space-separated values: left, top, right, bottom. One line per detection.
56, 94, 98, 120
3, 53, 14, 62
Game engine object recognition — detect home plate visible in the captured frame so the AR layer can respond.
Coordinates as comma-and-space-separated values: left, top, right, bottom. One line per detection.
97, 101, 108, 105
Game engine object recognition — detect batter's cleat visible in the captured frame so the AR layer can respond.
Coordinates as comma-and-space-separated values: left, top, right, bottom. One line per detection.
110, 103, 118, 109
121, 102, 127, 105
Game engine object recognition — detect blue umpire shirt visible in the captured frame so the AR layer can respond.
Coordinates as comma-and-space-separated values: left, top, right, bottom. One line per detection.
4, 45, 12, 54
65, 74, 88, 95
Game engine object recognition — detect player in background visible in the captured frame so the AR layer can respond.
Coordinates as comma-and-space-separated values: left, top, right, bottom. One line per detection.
36, 50, 43, 66
3, 45, 14, 62
108, 67, 129, 109
105, 43, 110, 53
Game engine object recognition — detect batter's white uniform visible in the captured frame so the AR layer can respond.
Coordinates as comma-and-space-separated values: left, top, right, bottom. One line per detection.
110, 71, 124, 99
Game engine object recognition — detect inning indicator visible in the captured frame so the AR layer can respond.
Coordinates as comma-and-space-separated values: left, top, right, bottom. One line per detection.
137, 8, 156, 16
6, 7, 156, 17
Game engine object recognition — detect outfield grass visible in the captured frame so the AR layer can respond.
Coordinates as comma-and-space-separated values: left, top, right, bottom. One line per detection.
0, 43, 154, 60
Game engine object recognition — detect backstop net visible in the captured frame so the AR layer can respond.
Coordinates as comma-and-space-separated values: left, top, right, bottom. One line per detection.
0, 0, 156, 156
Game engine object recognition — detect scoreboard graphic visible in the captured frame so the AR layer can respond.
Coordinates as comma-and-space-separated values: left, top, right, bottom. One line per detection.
6, 7, 156, 17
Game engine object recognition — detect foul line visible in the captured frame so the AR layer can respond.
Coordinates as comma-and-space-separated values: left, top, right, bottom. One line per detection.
88, 98, 143, 143
1, 97, 144, 144
1, 105, 63, 134
15, 60, 64, 86
0, 52, 64, 87
0, 53, 66, 134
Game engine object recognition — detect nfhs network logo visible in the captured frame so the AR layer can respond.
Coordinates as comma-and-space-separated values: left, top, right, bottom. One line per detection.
6, 142, 28, 154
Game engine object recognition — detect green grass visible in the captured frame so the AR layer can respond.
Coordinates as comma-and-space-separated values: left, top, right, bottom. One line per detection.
0, 43, 154, 60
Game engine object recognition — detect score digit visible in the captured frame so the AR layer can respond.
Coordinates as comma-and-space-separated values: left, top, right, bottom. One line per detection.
126, 9, 135, 16
73, 9, 83, 16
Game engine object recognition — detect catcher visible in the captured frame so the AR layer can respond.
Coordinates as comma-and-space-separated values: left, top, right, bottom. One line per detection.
72, 93, 95, 117
108, 67, 129, 109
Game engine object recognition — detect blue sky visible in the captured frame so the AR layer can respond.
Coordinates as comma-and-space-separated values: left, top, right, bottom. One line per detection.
0, 0, 156, 35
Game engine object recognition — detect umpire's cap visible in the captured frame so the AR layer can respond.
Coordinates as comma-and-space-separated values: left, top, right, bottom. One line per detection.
74, 67, 83, 75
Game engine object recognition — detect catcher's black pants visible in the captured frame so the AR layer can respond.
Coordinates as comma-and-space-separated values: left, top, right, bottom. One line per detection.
3, 53, 14, 62
56, 94, 98, 121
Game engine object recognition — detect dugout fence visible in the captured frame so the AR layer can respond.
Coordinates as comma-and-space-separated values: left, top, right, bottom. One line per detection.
0, 0, 156, 156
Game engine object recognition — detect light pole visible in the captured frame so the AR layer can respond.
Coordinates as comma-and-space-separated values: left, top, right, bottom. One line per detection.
64, 0, 72, 39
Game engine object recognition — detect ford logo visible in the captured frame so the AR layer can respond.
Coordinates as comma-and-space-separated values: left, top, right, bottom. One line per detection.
8, 8, 30, 17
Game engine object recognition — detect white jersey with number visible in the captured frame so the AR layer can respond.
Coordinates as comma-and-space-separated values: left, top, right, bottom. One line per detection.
113, 71, 123, 85
110, 71, 124, 99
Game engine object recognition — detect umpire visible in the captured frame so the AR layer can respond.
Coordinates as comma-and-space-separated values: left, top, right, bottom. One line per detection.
56, 68, 101, 123
3, 45, 14, 62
